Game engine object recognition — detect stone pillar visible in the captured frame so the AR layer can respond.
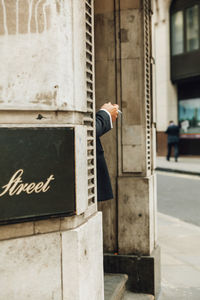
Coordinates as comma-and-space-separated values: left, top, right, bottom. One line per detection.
117, 0, 156, 255
95, 0, 118, 252
95, 0, 160, 297
0, 1, 104, 299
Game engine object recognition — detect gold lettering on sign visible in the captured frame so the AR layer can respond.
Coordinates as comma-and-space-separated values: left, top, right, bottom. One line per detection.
0, 169, 55, 197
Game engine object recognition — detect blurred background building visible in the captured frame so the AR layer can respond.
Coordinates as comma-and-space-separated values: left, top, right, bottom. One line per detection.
153, 0, 200, 156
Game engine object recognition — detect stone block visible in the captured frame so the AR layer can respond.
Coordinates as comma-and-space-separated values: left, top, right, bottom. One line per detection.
120, 9, 142, 59
62, 212, 104, 300
98, 199, 117, 252
34, 218, 61, 234
121, 57, 146, 174
95, 12, 115, 61
121, 58, 143, 125
104, 273, 128, 300
60, 214, 85, 231
122, 125, 142, 145
0, 0, 87, 112
95, 58, 116, 105
94, 0, 114, 14
122, 145, 144, 173
123, 291, 154, 299
0, 221, 34, 241
0, 232, 62, 300
72, 0, 87, 112
104, 246, 161, 298
118, 176, 156, 255
120, 0, 141, 10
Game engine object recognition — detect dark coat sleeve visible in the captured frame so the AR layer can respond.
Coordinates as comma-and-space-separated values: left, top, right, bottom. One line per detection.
96, 110, 111, 138
96, 110, 113, 201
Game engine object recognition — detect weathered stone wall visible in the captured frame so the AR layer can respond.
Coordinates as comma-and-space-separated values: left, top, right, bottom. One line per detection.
95, 0, 158, 256
95, 0, 118, 252
0, 1, 104, 299
0, 0, 87, 111
0, 212, 104, 300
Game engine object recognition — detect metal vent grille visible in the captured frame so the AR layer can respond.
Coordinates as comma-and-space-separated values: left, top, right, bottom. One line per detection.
84, 0, 96, 205
144, 0, 152, 172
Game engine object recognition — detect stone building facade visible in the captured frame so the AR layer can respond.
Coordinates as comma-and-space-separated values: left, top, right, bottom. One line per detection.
0, 0, 160, 299
153, 0, 200, 156
95, 0, 160, 296
0, 1, 104, 299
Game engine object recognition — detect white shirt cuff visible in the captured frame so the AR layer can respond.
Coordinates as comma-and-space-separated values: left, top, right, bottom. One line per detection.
99, 109, 113, 128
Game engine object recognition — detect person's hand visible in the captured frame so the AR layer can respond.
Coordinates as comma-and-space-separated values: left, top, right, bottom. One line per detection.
101, 102, 119, 122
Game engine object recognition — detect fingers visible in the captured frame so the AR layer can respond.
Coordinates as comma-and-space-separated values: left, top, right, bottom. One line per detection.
111, 105, 119, 122
100, 102, 120, 123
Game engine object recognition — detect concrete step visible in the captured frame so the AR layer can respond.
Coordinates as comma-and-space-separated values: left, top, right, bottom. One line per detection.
122, 291, 154, 300
104, 273, 128, 300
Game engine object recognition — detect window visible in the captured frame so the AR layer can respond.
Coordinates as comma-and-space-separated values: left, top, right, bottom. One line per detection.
171, 2, 200, 56
186, 5, 199, 52
171, 11, 184, 55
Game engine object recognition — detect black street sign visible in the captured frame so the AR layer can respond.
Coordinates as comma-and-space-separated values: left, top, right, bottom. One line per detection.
0, 127, 76, 224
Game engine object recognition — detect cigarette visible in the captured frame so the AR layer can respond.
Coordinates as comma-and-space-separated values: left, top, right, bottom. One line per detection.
118, 110, 122, 114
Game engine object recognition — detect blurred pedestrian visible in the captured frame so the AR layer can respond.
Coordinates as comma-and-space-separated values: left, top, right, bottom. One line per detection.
96, 102, 119, 201
165, 120, 179, 162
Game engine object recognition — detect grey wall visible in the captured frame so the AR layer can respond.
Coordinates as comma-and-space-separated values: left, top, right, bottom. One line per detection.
95, 0, 158, 256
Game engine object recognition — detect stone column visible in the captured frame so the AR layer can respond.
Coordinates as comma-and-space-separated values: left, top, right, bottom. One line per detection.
0, 1, 104, 299
117, 0, 156, 256
95, 0, 118, 252
95, 0, 160, 297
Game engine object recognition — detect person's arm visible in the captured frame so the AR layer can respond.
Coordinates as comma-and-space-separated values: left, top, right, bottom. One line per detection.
99, 109, 113, 129
96, 110, 111, 138
96, 102, 119, 138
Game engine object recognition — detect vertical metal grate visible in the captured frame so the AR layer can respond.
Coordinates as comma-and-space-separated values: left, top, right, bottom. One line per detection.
144, 0, 152, 173
84, 0, 96, 205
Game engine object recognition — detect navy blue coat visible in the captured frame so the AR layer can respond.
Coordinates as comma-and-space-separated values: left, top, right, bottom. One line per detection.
96, 110, 113, 201
165, 125, 179, 144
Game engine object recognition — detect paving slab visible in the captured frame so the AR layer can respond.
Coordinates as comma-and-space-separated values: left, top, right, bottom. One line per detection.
158, 287, 200, 300
158, 213, 200, 299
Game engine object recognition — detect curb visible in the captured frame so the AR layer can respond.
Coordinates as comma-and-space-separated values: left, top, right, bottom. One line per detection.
156, 167, 200, 177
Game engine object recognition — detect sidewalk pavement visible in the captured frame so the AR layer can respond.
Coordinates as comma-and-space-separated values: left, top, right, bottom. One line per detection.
158, 212, 200, 300
156, 156, 200, 176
